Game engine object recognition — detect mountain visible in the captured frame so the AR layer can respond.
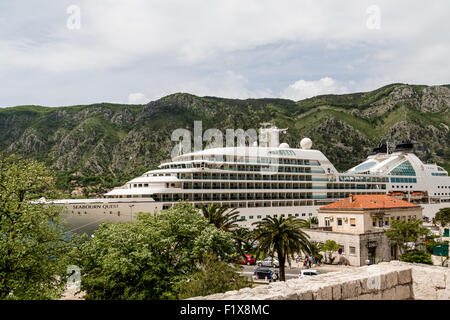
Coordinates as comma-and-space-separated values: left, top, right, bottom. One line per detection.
1, 83, 449, 196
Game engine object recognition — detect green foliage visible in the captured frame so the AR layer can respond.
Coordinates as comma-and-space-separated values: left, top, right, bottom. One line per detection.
322, 240, 341, 264
201, 204, 240, 232
384, 219, 430, 255
309, 241, 324, 263
78, 202, 235, 299
434, 207, 450, 227
252, 216, 311, 281
0, 84, 449, 195
301, 217, 319, 228
0, 154, 80, 299
176, 252, 250, 299
400, 250, 433, 265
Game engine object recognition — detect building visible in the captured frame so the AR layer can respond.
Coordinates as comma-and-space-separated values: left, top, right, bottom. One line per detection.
303, 194, 423, 266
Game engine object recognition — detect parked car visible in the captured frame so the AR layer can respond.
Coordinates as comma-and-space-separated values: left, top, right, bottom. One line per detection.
237, 254, 256, 265
253, 267, 279, 282
256, 257, 279, 267
298, 269, 321, 278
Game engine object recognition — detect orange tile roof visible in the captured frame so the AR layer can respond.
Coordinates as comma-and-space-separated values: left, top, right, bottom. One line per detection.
319, 194, 420, 211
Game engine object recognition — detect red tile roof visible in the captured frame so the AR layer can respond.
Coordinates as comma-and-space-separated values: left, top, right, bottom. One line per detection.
319, 194, 420, 211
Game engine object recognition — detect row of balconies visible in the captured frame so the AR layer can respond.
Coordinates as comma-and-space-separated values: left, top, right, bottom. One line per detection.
178, 175, 314, 181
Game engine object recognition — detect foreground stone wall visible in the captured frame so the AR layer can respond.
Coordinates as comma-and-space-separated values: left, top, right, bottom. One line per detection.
389, 261, 450, 300
190, 261, 450, 300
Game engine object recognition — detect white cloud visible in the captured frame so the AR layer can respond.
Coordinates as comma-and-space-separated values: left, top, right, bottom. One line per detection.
128, 93, 150, 104
281, 77, 349, 101
1, 1, 450, 106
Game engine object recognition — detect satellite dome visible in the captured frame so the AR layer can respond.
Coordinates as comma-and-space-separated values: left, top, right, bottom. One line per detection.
279, 143, 290, 148
300, 138, 312, 150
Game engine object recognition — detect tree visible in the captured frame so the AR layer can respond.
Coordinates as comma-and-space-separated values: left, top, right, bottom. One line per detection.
79, 202, 235, 299
322, 240, 340, 264
252, 216, 311, 281
201, 204, 240, 232
384, 219, 430, 256
176, 252, 250, 299
400, 249, 433, 265
433, 207, 450, 227
0, 154, 78, 299
309, 241, 324, 264
300, 217, 319, 228
231, 227, 257, 258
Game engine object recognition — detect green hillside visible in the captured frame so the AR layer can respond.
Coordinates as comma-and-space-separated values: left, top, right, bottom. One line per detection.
0, 83, 449, 197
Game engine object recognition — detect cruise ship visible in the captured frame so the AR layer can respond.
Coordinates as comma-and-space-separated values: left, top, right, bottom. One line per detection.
56, 129, 450, 235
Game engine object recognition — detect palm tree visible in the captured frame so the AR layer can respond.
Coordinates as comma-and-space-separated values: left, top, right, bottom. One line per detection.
231, 227, 257, 261
252, 216, 311, 281
200, 204, 240, 232
300, 217, 319, 228
309, 241, 324, 264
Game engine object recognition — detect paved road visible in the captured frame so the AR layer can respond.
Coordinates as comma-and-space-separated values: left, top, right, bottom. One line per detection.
240, 265, 327, 280
239, 263, 357, 281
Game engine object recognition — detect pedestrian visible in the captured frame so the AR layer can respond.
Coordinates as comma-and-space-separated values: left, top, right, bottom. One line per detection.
303, 257, 307, 268
308, 255, 313, 268
288, 256, 292, 269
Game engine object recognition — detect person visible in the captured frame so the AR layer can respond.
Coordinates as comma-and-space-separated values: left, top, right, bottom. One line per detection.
295, 253, 299, 263
303, 257, 307, 268
308, 255, 313, 268
288, 256, 292, 269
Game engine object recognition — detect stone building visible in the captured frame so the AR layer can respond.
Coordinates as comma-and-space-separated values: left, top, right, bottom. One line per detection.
303, 194, 423, 266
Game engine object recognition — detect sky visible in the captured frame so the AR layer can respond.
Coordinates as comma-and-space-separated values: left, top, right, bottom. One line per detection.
0, 0, 449, 107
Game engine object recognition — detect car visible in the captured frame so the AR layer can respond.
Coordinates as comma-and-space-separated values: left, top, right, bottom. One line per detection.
253, 267, 279, 282
298, 269, 321, 278
237, 254, 256, 265
256, 257, 279, 267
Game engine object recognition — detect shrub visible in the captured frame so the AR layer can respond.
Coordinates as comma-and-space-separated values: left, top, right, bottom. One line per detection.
400, 250, 433, 265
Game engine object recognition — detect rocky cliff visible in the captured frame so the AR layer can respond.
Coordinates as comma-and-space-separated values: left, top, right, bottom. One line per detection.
0, 83, 449, 195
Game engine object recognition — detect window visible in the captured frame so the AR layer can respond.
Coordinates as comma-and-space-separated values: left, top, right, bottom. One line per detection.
337, 218, 343, 226
257, 215, 262, 219
349, 246, 356, 255
249, 216, 254, 219
350, 218, 356, 227
389, 160, 416, 176
325, 217, 330, 227
339, 245, 345, 254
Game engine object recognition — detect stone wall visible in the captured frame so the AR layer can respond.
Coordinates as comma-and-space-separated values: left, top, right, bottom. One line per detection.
189, 261, 450, 300
389, 261, 450, 300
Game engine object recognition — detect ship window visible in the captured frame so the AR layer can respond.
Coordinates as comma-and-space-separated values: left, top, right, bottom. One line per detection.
389, 161, 416, 176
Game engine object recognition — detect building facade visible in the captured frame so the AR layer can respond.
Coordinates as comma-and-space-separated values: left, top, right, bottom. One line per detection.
304, 194, 423, 266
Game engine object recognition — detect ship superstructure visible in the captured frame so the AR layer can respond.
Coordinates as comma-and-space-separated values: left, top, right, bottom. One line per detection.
55, 137, 450, 234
